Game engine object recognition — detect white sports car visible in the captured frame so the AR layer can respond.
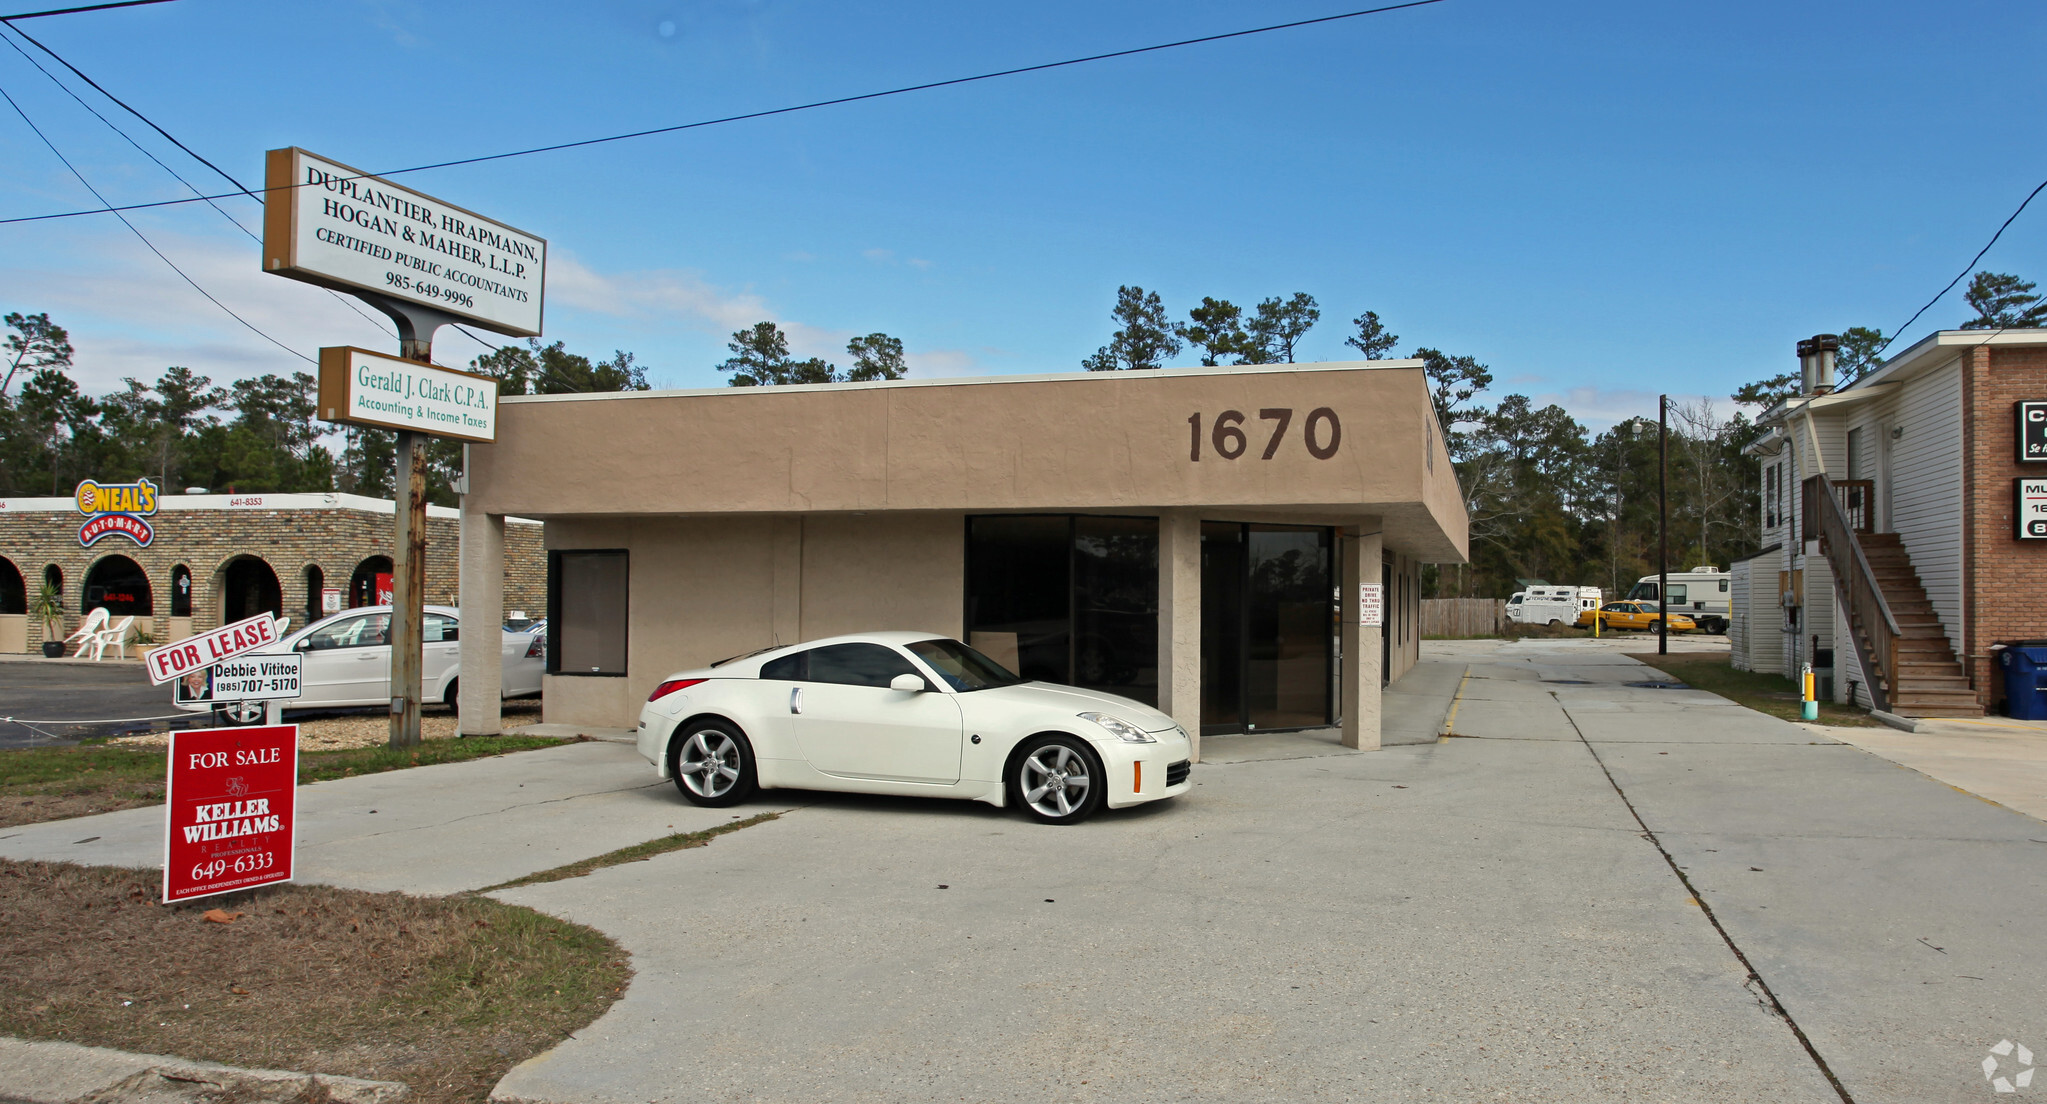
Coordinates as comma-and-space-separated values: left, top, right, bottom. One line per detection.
636, 631, 1194, 824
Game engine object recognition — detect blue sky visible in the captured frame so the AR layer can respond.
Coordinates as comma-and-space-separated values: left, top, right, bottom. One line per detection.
0, 0, 2043, 429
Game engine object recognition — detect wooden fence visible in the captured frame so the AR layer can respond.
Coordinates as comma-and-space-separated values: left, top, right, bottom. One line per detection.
1421, 598, 1506, 638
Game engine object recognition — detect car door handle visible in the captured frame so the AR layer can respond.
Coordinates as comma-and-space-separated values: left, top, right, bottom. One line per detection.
789, 687, 803, 715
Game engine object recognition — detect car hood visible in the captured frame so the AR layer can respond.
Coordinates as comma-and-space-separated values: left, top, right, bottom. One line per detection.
964, 682, 1182, 733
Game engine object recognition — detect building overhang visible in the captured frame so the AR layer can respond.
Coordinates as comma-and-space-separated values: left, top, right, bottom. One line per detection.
466, 361, 1471, 564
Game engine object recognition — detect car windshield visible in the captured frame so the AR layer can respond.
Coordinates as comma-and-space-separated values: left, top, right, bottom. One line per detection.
905, 638, 1023, 692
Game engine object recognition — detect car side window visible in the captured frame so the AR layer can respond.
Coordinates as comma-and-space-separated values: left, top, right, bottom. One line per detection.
303, 616, 368, 651
760, 651, 806, 681
424, 613, 459, 643
807, 643, 919, 688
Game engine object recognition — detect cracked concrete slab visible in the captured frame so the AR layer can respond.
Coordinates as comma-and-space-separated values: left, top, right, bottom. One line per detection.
0, 1036, 407, 1103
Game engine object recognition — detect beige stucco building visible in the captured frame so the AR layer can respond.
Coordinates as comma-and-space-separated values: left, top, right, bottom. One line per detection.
455, 360, 1468, 757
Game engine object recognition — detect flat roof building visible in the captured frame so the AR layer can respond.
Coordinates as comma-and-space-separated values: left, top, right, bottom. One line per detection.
457, 360, 1468, 756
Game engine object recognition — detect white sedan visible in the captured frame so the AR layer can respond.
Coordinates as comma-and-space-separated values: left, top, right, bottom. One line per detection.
171, 604, 544, 722
636, 631, 1193, 825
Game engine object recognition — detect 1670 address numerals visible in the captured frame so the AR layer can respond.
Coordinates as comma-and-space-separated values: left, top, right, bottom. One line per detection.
1188, 408, 1340, 461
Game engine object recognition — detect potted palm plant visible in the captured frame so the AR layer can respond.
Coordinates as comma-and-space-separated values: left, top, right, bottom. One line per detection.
29, 583, 64, 657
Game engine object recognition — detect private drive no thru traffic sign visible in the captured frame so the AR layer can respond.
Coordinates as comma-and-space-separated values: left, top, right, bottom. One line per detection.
164, 725, 298, 903
144, 613, 284, 685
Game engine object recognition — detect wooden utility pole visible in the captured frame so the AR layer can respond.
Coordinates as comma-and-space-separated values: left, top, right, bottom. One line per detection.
384, 313, 440, 748
1658, 393, 1669, 657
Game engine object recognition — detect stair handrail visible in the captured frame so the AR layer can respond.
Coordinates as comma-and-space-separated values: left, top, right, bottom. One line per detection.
1804, 473, 1899, 711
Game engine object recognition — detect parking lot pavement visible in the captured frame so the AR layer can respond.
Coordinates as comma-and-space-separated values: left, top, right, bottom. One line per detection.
0, 741, 791, 894
0, 656, 194, 748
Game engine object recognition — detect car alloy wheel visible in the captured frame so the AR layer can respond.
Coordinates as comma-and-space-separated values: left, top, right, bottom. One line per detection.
1012, 736, 1105, 825
669, 720, 757, 807
215, 701, 266, 726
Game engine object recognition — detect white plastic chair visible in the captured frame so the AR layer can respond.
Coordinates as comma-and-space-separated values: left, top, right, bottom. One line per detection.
63, 607, 109, 656
90, 615, 137, 660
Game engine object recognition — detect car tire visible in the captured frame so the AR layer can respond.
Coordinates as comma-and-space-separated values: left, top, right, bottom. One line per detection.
1009, 735, 1106, 825
443, 679, 460, 716
667, 719, 758, 807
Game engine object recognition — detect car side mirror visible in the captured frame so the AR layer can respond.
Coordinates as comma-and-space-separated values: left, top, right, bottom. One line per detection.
890, 674, 928, 693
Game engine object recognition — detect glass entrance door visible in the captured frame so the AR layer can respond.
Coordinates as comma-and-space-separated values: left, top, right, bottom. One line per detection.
1201, 523, 1334, 735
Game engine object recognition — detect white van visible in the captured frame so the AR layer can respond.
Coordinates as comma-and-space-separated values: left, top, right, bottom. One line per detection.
1626, 567, 1731, 634
1508, 585, 1603, 626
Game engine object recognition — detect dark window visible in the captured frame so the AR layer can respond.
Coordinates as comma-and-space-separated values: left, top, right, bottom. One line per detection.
549, 550, 628, 676
170, 564, 192, 618
760, 651, 806, 681
303, 614, 385, 651
808, 643, 919, 688
82, 555, 152, 617
221, 557, 281, 624
350, 556, 393, 609
964, 514, 1159, 705
304, 565, 325, 628
0, 557, 22, 616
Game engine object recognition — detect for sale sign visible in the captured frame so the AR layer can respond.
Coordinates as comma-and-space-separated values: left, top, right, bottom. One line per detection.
145, 613, 285, 685
163, 725, 297, 904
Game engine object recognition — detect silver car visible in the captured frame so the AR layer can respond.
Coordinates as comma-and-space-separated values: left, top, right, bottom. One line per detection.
171, 604, 544, 723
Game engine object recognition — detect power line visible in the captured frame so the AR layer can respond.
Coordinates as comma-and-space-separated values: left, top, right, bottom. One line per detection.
0, 0, 174, 20
0, 79, 314, 363
0, 22, 408, 343
1877, 175, 2047, 356
0, 0, 1448, 227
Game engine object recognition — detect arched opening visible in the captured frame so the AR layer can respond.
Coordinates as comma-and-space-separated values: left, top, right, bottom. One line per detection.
220, 557, 282, 625
43, 563, 62, 597
304, 564, 325, 626
170, 565, 192, 618
350, 556, 393, 608
0, 557, 24, 615
82, 555, 152, 616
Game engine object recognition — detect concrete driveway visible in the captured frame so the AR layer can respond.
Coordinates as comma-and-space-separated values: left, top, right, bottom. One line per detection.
8, 638, 2044, 1102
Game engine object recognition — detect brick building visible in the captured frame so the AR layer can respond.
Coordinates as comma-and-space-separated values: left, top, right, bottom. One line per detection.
0, 491, 543, 654
1729, 329, 2047, 716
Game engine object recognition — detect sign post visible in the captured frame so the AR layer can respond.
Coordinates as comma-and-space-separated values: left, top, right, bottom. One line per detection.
263, 147, 535, 748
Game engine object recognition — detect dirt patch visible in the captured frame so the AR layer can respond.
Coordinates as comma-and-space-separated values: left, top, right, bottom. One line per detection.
116, 700, 546, 752
0, 861, 628, 1104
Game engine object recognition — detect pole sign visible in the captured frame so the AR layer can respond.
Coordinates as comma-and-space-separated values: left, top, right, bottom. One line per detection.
175, 653, 303, 705
262, 147, 545, 336
145, 613, 287, 685
316, 346, 498, 442
2018, 478, 2047, 540
2018, 402, 2047, 463
164, 725, 297, 903
75, 477, 159, 547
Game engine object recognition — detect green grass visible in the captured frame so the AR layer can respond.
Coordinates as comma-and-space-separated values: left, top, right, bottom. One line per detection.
478, 811, 782, 893
0, 735, 573, 828
1624, 651, 1880, 727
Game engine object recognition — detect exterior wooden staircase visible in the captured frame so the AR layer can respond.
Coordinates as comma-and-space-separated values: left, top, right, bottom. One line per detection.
1854, 532, 1982, 718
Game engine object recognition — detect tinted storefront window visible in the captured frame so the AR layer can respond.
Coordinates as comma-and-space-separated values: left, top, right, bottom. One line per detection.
966, 515, 1158, 705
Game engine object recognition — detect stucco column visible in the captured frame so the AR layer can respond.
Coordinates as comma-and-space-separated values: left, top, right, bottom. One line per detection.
1341, 523, 1383, 751
458, 505, 506, 735
1156, 510, 1202, 760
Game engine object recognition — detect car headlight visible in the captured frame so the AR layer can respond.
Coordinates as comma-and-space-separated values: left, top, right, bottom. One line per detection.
1079, 711, 1157, 743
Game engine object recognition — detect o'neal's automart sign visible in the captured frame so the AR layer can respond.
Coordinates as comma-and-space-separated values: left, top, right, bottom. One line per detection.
261, 147, 546, 336
75, 477, 158, 547
317, 346, 498, 442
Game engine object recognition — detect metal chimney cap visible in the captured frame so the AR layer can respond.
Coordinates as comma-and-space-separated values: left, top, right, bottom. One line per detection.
1811, 333, 1841, 351
1796, 338, 1815, 357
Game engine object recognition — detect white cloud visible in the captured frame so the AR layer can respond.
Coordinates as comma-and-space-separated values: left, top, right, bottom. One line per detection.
1525, 385, 1723, 433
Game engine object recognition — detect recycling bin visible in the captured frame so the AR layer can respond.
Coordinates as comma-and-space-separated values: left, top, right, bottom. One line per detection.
1999, 644, 2047, 720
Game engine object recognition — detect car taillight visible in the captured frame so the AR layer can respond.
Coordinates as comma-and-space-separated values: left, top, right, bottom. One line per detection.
525, 637, 544, 659
648, 678, 705, 702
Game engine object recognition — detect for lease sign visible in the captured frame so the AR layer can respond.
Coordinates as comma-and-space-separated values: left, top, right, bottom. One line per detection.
163, 725, 297, 903
145, 613, 284, 685
261, 147, 545, 336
